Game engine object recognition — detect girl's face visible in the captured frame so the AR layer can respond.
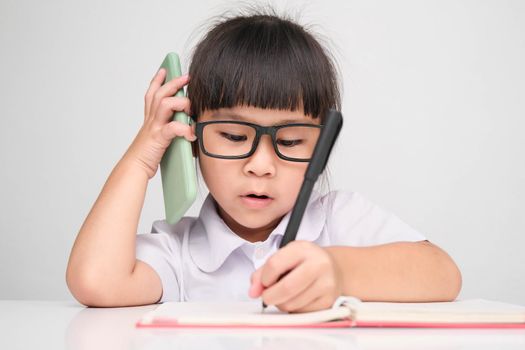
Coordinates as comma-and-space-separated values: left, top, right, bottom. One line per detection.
197, 105, 320, 242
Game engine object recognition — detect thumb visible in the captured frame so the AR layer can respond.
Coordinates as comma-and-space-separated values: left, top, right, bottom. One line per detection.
248, 267, 265, 298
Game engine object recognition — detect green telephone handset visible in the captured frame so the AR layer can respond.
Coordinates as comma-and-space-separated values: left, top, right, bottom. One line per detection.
158, 53, 197, 225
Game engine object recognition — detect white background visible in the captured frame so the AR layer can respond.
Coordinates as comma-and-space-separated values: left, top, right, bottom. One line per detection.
0, 0, 523, 304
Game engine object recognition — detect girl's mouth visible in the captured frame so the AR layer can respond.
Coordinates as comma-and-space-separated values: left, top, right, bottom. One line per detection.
246, 194, 270, 199
241, 193, 273, 208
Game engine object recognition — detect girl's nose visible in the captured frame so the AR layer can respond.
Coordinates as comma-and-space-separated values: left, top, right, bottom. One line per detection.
242, 135, 277, 177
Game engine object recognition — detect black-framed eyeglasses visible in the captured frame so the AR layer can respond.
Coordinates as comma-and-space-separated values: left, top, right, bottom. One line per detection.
194, 120, 323, 162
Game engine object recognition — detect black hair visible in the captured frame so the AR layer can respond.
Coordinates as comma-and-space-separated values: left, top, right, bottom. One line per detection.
187, 7, 341, 121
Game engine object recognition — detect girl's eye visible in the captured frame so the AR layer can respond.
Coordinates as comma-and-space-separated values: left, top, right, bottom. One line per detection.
277, 139, 303, 147
220, 132, 247, 142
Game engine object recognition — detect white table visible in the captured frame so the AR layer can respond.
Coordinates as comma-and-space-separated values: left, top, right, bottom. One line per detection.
1, 300, 524, 350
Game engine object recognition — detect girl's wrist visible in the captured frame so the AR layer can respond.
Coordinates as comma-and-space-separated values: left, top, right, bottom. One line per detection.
324, 246, 354, 297
119, 151, 156, 180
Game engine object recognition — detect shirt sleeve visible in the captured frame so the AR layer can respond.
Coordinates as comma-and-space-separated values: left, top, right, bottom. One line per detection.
135, 232, 181, 303
322, 191, 427, 246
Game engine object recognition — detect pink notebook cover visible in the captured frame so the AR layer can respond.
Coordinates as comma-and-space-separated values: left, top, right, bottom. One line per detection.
136, 318, 525, 329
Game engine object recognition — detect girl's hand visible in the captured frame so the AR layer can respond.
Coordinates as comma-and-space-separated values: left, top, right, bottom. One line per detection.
248, 241, 343, 313
125, 68, 195, 179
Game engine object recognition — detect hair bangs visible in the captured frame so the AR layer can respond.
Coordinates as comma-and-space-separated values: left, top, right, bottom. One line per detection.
188, 13, 340, 121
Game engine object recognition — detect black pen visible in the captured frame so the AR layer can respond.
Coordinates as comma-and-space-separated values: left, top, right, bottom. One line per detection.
261, 109, 343, 312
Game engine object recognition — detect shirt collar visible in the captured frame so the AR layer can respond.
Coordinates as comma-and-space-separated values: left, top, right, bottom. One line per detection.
189, 191, 326, 273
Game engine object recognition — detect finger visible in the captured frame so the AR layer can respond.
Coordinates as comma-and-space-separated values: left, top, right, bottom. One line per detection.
292, 295, 333, 313
248, 267, 264, 298
161, 121, 197, 142
260, 242, 308, 288
261, 261, 315, 306
276, 278, 327, 312
150, 74, 190, 120
144, 68, 166, 120
155, 96, 192, 123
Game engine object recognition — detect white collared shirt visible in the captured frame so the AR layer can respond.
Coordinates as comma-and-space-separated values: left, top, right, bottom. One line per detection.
135, 190, 426, 303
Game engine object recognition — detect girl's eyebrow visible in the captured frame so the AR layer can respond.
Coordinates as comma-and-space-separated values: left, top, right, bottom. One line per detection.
210, 111, 317, 125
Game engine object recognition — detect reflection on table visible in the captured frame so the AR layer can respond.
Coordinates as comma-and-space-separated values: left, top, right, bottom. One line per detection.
1, 301, 524, 350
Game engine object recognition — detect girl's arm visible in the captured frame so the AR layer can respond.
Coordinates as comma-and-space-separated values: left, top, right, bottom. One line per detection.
250, 240, 462, 312
66, 153, 162, 307
325, 241, 462, 302
66, 69, 195, 307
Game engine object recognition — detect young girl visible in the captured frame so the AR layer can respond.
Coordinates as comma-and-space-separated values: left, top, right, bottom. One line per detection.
66, 9, 461, 312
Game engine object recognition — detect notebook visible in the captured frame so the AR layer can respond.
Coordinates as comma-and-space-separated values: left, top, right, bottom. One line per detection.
136, 297, 525, 329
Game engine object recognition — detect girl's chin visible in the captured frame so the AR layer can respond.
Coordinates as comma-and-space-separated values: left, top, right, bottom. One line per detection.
215, 200, 285, 232
226, 209, 282, 231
